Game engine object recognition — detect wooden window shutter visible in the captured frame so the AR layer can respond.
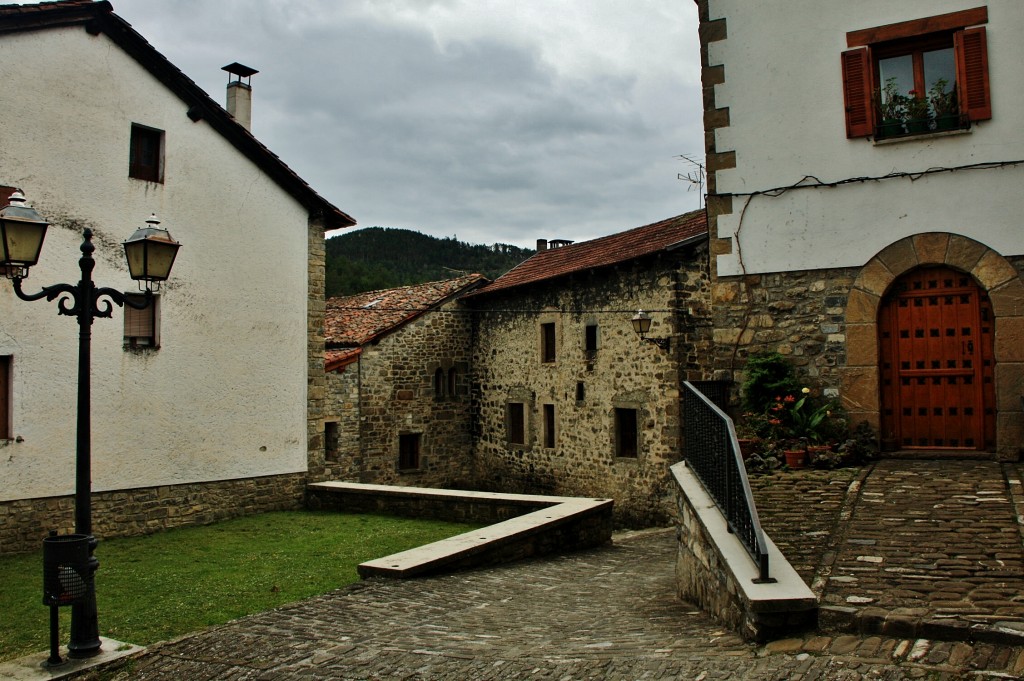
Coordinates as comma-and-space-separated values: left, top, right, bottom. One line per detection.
0, 356, 9, 439
841, 47, 873, 138
955, 26, 991, 122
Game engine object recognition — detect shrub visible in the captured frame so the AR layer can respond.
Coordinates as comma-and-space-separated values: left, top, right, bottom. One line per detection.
741, 352, 801, 414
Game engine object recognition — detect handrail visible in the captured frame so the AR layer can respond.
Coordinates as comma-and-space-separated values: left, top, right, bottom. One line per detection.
682, 381, 772, 582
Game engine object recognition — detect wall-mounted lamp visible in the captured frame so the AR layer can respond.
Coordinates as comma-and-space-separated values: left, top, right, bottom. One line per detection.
631, 309, 670, 351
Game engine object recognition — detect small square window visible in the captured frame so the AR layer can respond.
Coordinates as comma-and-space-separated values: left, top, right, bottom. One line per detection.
541, 323, 556, 363
399, 433, 421, 470
123, 294, 159, 349
129, 124, 164, 182
615, 408, 638, 458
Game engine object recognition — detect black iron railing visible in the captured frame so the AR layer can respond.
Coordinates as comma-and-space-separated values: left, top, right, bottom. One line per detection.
682, 381, 772, 582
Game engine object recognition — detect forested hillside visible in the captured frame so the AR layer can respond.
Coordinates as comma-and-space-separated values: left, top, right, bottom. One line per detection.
325, 227, 533, 297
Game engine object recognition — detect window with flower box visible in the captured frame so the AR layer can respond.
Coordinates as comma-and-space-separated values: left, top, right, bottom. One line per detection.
842, 7, 990, 140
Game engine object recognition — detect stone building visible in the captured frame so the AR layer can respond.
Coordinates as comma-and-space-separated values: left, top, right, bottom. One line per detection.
698, 0, 1023, 459
466, 212, 711, 526
320, 275, 487, 487
0, 1, 355, 552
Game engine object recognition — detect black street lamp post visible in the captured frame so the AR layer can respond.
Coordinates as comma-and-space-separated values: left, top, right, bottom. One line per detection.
0, 192, 180, 658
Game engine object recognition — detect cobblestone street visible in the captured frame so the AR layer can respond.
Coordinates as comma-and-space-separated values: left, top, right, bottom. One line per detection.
74, 460, 1024, 681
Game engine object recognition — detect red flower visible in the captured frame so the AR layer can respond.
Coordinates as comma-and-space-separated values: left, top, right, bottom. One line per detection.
783, 395, 796, 403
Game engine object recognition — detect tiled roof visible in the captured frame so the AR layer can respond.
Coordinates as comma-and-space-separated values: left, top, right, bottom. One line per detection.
325, 347, 361, 373
325, 274, 487, 348
0, 0, 355, 230
468, 210, 707, 298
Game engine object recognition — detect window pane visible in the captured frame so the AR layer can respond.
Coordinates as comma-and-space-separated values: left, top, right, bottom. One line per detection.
879, 54, 913, 102
923, 47, 956, 102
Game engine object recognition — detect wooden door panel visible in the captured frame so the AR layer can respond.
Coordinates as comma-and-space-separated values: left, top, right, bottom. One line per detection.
879, 268, 992, 450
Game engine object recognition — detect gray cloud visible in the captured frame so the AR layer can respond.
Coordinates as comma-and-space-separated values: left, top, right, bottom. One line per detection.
112, 0, 703, 247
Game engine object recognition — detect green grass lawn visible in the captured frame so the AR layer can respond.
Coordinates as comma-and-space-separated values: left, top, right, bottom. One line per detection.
0, 511, 479, 662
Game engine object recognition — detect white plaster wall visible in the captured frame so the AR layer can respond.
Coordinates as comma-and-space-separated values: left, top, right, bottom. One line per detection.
707, 0, 1024, 276
0, 27, 310, 500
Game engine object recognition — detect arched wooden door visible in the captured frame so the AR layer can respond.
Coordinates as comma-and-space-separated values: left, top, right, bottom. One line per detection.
878, 267, 995, 451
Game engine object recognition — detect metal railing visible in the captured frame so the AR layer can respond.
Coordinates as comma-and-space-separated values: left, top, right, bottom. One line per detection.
682, 381, 772, 583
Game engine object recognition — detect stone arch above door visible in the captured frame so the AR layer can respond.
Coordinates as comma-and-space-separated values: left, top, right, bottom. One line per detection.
839, 232, 1024, 460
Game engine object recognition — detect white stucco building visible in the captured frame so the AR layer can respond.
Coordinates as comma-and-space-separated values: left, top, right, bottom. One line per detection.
0, 0, 355, 551
699, 1, 1023, 458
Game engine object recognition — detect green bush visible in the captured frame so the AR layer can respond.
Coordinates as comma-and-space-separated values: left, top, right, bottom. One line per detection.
740, 352, 801, 413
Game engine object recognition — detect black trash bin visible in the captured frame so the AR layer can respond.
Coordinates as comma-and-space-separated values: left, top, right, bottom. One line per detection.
42, 533, 90, 607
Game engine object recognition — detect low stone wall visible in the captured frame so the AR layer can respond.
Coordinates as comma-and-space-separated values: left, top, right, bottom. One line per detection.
0, 473, 306, 555
672, 462, 817, 641
307, 482, 556, 524
308, 482, 614, 577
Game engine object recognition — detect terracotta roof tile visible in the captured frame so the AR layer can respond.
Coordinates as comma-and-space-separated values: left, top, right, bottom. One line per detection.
325, 274, 486, 347
468, 210, 707, 297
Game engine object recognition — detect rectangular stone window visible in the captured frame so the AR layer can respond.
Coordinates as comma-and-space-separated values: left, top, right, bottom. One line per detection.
124, 294, 160, 348
541, 322, 556, 363
615, 407, 638, 458
585, 324, 598, 358
507, 402, 525, 445
576, 382, 585, 403
399, 433, 421, 470
324, 421, 339, 461
0, 355, 10, 439
129, 123, 164, 183
543, 404, 555, 448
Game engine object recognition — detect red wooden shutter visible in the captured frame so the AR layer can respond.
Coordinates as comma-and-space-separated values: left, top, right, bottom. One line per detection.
955, 26, 991, 122
841, 47, 873, 138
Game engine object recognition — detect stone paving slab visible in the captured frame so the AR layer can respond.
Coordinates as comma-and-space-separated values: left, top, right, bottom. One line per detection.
750, 460, 1024, 644
67, 530, 1024, 680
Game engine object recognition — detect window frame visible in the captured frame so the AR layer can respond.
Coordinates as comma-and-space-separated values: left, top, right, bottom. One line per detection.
398, 433, 421, 471
0, 355, 10, 440
614, 407, 639, 459
584, 323, 598, 359
129, 123, 165, 183
542, 403, 556, 449
507, 402, 526, 445
123, 293, 160, 349
842, 7, 990, 139
540, 322, 556, 363
324, 421, 340, 461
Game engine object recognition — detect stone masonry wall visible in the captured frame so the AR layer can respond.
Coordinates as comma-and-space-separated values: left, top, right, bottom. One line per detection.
470, 246, 711, 527
322, 299, 476, 488
306, 216, 330, 481
0, 473, 305, 555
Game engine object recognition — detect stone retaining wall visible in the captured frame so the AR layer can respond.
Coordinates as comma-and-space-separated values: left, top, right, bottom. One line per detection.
672, 462, 817, 642
0, 473, 305, 555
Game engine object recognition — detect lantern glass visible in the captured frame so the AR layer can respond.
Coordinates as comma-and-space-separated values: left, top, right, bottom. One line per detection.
0, 192, 49, 275
631, 310, 652, 336
123, 215, 180, 283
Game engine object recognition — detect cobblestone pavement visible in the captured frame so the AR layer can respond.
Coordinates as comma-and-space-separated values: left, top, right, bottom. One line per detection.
752, 460, 1024, 641
77, 504, 1024, 680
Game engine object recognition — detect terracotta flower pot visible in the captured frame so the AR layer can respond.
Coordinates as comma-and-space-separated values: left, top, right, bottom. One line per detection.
784, 449, 807, 469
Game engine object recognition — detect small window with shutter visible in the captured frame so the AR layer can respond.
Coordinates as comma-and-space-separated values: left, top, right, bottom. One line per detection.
129, 124, 164, 182
123, 294, 159, 349
842, 7, 989, 140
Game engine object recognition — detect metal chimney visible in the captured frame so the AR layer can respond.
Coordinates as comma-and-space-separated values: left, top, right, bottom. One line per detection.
222, 62, 259, 131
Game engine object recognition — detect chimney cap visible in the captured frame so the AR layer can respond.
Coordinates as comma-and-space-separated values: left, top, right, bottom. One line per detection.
222, 62, 259, 81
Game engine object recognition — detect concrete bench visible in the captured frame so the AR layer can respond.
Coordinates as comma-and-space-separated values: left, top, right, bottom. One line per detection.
306, 482, 613, 578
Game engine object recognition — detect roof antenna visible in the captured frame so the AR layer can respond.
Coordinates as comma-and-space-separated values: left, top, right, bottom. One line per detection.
677, 154, 706, 210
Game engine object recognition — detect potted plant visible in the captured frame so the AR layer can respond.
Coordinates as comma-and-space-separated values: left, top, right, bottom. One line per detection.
929, 78, 959, 131
875, 77, 907, 138
905, 89, 931, 134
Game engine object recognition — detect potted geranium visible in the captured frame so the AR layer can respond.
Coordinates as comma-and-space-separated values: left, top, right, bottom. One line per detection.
905, 89, 931, 134
929, 78, 959, 131
875, 77, 907, 138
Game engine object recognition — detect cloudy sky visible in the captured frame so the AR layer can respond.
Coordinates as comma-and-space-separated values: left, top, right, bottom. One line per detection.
110, 0, 704, 248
